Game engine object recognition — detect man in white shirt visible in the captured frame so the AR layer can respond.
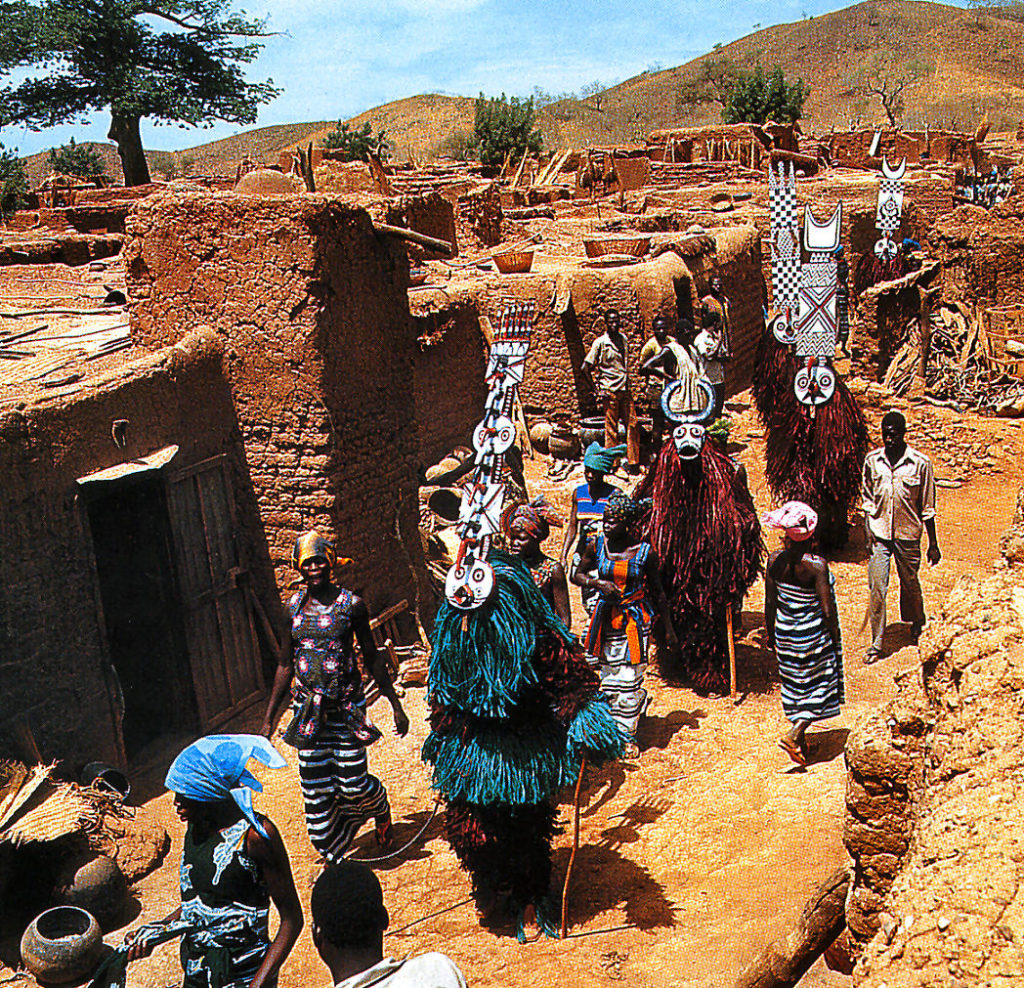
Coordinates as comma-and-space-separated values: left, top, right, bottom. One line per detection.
861, 411, 941, 664
311, 861, 467, 988
581, 309, 640, 471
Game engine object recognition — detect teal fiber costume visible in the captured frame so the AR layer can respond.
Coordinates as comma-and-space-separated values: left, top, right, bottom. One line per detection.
422, 550, 626, 938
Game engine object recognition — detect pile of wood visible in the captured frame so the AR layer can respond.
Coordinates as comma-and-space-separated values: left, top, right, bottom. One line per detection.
887, 300, 1024, 413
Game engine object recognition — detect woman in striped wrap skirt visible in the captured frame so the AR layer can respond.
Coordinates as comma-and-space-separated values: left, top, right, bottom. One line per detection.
261, 532, 409, 861
763, 502, 844, 767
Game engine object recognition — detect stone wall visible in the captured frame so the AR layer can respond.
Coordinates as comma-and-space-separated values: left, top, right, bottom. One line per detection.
0, 331, 250, 766
125, 192, 423, 610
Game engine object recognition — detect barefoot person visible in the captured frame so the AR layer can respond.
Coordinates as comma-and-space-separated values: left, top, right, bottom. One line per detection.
763, 503, 844, 766
260, 531, 409, 861
113, 735, 303, 988
505, 498, 572, 629
576, 492, 679, 757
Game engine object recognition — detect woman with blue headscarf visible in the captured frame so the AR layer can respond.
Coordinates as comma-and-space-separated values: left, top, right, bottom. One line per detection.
116, 735, 302, 988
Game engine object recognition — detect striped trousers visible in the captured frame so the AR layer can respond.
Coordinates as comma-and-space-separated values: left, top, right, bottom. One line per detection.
296, 715, 390, 862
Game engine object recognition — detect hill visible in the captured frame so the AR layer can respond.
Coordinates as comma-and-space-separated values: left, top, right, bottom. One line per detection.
20, 0, 1024, 179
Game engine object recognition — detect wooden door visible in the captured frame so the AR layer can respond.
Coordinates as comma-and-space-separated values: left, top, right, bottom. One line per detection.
166, 455, 265, 728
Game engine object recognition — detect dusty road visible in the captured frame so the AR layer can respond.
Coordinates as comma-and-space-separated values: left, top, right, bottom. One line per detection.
96, 395, 1017, 988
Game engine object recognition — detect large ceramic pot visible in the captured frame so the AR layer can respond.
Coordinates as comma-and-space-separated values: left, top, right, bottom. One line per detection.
54, 852, 128, 931
579, 416, 605, 451
548, 428, 580, 461
21, 906, 103, 984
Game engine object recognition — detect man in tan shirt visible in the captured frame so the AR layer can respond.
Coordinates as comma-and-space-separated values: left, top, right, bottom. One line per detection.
581, 309, 639, 469
861, 411, 941, 664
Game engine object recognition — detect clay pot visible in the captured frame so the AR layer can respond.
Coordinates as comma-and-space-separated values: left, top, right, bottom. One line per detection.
579, 416, 605, 451
54, 853, 127, 931
21, 907, 103, 984
80, 763, 130, 801
548, 428, 579, 461
528, 421, 552, 453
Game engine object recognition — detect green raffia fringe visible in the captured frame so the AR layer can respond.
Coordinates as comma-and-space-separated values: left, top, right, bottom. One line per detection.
422, 716, 575, 805
429, 551, 574, 719
566, 696, 628, 767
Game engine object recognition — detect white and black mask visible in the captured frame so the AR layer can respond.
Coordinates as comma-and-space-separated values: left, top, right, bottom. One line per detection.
672, 422, 706, 459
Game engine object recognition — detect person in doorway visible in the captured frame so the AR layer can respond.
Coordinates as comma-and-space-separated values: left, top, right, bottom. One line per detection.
560, 442, 622, 615
116, 735, 303, 988
763, 503, 844, 767
861, 412, 941, 664
311, 860, 466, 988
505, 498, 572, 629
581, 309, 640, 470
260, 532, 409, 860
638, 313, 687, 448
575, 491, 679, 757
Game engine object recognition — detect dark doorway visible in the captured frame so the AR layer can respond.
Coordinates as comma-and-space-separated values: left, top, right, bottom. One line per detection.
85, 477, 198, 759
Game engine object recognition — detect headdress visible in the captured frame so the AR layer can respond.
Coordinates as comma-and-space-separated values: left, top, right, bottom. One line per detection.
604, 491, 651, 525
583, 442, 626, 474
291, 530, 351, 570
503, 497, 562, 542
761, 501, 818, 542
164, 734, 286, 838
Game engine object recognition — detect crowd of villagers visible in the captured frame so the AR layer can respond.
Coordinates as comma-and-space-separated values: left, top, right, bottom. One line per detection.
95, 310, 863, 982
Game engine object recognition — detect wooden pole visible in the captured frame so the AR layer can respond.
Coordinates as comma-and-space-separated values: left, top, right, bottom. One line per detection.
726, 606, 737, 698
375, 224, 455, 257
560, 756, 587, 938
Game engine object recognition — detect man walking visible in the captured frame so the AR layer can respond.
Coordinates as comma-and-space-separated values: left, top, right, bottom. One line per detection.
582, 309, 640, 471
861, 411, 941, 664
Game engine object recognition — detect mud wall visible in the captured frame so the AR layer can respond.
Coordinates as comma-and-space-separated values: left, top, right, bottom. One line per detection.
844, 558, 1024, 986
685, 224, 766, 395
434, 253, 695, 423
0, 332, 249, 766
125, 192, 422, 608
410, 300, 487, 466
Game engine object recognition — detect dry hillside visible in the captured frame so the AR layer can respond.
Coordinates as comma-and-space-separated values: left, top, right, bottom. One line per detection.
20, 0, 1024, 178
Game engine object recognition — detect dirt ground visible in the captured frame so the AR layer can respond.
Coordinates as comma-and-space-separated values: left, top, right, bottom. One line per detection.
38, 394, 1016, 988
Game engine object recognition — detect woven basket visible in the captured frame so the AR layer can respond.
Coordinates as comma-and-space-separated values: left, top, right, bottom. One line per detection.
583, 235, 651, 258
492, 250, 534, 273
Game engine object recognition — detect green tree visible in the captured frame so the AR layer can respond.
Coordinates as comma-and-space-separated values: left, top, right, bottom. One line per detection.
0, 143, 28, 220
321, 120, 391, 162
472, 93, 543, 167
433, 130, 477, 161
676, 56, 742, 114
723, 65, 809, 125
47, 136, 105, 179
0, 1, 279, 187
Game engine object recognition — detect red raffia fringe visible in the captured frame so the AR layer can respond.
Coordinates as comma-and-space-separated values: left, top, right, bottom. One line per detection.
637, 442, 764, 690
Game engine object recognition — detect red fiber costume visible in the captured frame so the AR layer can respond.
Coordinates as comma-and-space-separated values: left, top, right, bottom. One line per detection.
637, 440, 762, 692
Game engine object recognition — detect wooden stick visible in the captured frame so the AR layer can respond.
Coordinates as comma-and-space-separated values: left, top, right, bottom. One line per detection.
375, 224, 454, 256
726, 607, 737, 698
560, 755, 587, 938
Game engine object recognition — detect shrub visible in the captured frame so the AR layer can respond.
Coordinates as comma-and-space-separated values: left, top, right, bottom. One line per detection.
47, 137, 106, 179
473, 93, 543, 167
0, 145, 28, 220
321, 121, 391, 162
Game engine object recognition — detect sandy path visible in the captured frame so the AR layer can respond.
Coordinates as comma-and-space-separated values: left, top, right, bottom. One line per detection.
111, 398, 1015, 988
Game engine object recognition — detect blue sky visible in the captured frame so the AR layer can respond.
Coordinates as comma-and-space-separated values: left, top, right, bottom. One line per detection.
2, 0, 961, 157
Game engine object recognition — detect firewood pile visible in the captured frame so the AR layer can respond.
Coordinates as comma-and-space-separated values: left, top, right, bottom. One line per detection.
884, 301, 1024, 414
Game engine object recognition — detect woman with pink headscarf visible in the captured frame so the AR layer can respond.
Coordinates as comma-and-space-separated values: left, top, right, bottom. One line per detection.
763, 501, 844, 766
